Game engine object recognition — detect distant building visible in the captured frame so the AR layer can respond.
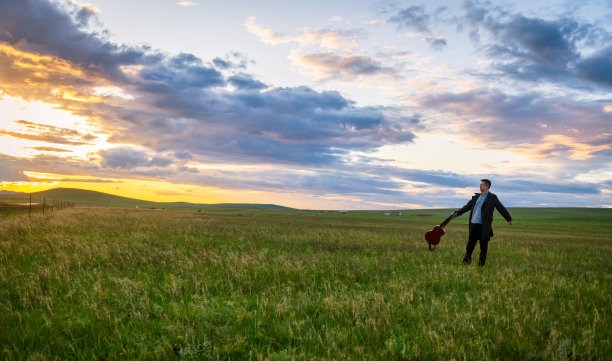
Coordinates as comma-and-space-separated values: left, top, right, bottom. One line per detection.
385, 211, 402, 216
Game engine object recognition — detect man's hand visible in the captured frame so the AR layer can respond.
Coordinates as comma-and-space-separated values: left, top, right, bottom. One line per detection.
508, 220, 513, 225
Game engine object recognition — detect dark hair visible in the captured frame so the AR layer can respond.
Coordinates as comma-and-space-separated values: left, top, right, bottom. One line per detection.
481, 179, 491, 188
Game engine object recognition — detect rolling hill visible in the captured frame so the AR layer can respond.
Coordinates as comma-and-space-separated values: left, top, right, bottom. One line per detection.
26, 188, 293, 210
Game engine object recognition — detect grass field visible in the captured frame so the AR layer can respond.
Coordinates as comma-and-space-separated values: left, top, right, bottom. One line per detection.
0, 207, 610, 360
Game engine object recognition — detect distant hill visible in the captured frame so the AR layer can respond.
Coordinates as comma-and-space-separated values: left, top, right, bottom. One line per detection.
212, 203, 293, 210
28, 188, 292, 210
30, 188, 159, 207
0, 190, 23, 195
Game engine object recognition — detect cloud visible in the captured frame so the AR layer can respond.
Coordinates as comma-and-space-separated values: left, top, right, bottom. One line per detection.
419, 89, 612, 160
0, 1, 419, 168
495, 178, 601, 195
388, 5, 448, 50
26, 146, 73, 152
290, 52, 399, 80
460, 0, 612, 88
59, 178, 121, 183
0, 154, 28, 181
100, 81, 417, 166
0, 150, 607, 208
0, 119, 94, 145
507, 134, 612, 161
98, 147, 172, 170
227, 73, 267, 90
0, 0, 159, 81
134, 53, 224, 93
244, 17, 361, 50
425, 37, 447, 51
389, 5, 432, 33
212, 52, 249, 70
575, 46, 612, 87
0, 125, 89, 145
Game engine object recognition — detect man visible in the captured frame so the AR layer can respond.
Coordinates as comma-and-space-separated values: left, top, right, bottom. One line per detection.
451, 179, 513, 266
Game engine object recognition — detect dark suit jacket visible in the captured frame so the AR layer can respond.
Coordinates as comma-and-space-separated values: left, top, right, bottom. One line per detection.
456, 192, 512, 239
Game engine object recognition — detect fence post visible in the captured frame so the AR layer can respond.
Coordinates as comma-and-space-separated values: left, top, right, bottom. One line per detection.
43, 197, 46, 215
29, 194, 32, 218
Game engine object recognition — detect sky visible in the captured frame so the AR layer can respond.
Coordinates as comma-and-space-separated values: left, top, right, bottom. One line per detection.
0, 0, 611, 209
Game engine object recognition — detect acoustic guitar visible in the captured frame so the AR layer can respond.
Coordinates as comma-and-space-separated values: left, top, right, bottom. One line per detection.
425, 215, 453, 251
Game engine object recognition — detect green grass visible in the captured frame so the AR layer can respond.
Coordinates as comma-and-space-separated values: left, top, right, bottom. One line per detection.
0, 207, 610, 360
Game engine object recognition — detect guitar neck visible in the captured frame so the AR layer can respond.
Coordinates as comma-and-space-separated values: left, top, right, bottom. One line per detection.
440, 215, 453, 228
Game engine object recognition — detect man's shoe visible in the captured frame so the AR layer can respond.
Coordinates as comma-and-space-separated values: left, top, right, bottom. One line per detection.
462, 256, 471, 265
478, 259, 485, 267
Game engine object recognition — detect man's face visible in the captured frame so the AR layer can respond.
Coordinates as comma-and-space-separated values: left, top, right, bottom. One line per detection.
480, 181, 490, 193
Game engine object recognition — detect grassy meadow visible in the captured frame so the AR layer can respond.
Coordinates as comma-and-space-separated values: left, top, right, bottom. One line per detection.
0, 206, 610, 360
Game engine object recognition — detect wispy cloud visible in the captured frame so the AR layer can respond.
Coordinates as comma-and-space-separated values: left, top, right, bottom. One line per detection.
244, 17, 362, 51
388, 5, 448, 50
389, 5, 432, 33
289, 51, 399, 80
25, 146, 73, 153
1, 120, 95, 145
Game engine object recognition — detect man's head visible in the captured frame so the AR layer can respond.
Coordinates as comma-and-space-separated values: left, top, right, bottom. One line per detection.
480, 179, 491, 194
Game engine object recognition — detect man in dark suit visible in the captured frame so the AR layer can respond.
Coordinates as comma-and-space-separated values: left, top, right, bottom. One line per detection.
451, 179, 513, 266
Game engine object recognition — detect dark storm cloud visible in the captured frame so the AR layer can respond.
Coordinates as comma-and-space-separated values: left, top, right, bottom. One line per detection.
460, 0, 612, 88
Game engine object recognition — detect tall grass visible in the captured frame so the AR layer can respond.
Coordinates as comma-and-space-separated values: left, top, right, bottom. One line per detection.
0, 208, 610, 360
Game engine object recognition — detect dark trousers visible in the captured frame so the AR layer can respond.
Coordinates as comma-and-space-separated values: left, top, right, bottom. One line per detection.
465, 223, 491, 264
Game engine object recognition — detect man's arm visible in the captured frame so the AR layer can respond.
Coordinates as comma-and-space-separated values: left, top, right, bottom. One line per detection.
452, 198, 474, 218
495, 198, 513, 224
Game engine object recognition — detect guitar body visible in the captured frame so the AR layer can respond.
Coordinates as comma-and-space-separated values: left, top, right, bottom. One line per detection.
424, 215, 453, 251
425, 225, 445, 246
